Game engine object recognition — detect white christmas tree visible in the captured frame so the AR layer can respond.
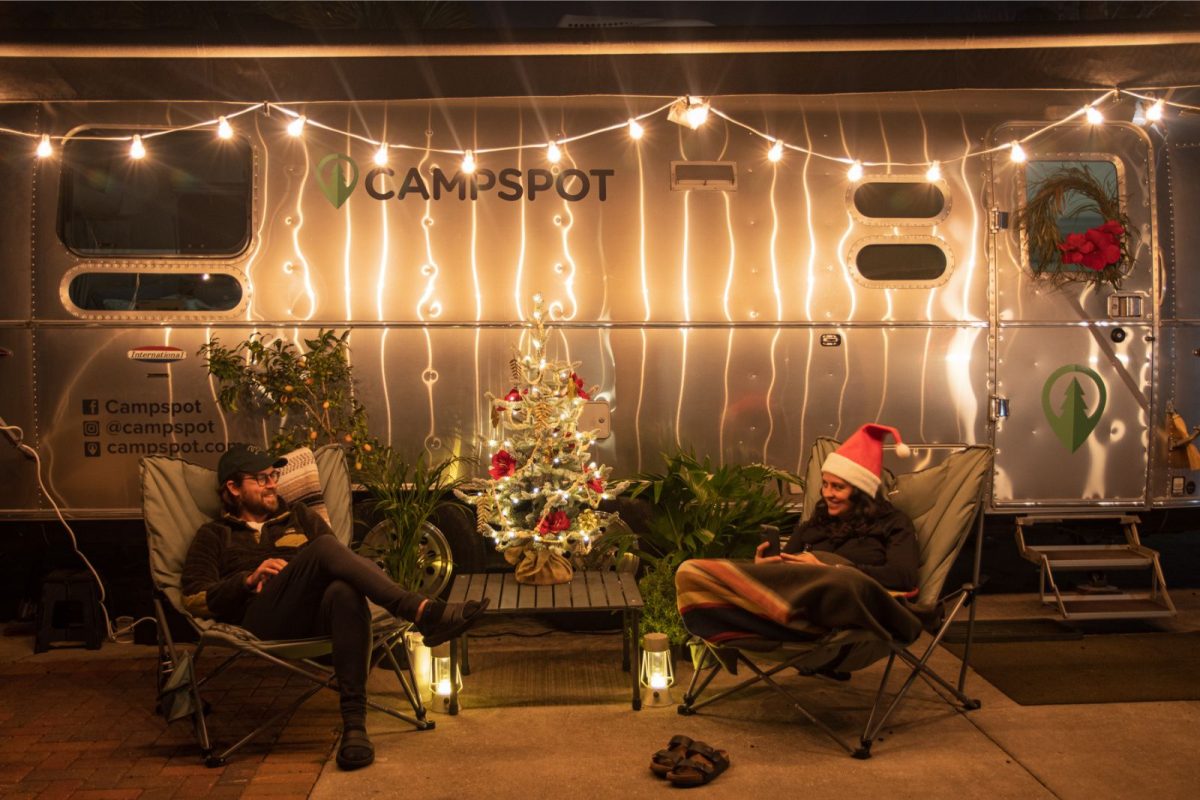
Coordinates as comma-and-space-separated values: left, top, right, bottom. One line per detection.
457, 294, 626, 561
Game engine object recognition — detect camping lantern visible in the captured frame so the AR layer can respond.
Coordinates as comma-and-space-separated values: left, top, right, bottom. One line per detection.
429, 642, 461, 713
640, 633, 674, 705
404, 630, 433, 703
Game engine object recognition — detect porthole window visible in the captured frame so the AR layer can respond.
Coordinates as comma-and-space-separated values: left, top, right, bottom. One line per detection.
58, 129, 253, 257
853, 182, 946, 220
853, 243, 948, 282
67, 271, 242, 312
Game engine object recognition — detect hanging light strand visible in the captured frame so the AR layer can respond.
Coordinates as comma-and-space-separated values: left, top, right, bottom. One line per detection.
7, 87, 1194, 173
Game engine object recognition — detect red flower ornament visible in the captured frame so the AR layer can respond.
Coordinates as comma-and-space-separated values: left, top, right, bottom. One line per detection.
536, 510, 571, 534
489, 449, 518, 479
569, 372, 591, 400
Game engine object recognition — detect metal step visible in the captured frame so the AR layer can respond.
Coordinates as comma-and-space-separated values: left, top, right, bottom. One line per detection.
1022, 544, 1155, 570
1057, 593, 1176, 620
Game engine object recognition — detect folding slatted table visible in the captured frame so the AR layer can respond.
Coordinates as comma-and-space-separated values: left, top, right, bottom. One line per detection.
442, 570, 645, 713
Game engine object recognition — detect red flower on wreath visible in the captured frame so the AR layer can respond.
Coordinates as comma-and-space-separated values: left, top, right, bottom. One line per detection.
587, 474, 605, 494
489, 449, 517, 479
505, 387, 523, 402
536, 510, 571, 534
1057, 220, 1124, 272
569, 372, 591, 400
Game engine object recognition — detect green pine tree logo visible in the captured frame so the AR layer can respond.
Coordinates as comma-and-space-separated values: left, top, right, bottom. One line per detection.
315, 153, 359, 208
1040, 364, 1107, 452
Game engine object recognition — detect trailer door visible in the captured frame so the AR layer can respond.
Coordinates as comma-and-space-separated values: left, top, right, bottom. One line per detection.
989, 122, 1155, 508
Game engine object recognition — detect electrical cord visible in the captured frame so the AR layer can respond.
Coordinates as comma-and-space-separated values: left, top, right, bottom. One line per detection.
0, 415, 155, 644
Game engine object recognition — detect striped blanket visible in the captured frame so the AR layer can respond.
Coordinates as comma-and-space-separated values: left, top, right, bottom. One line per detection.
676, 559, 923, 647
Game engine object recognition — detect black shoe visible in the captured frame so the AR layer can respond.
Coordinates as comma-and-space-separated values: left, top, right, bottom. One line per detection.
416, 598, 491, 648
336, 728, 374, 770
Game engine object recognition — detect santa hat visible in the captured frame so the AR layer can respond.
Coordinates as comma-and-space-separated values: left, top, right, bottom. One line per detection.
821, 424, 910, 497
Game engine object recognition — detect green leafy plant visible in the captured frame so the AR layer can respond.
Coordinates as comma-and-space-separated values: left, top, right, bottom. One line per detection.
199, 329, 377, 470
624, 451, 802, 643
358, 450, 475, 593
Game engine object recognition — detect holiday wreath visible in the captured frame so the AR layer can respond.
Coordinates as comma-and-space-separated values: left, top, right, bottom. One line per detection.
1017, 165, 1136, 291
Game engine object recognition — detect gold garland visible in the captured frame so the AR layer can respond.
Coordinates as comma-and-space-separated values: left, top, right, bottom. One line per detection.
1016, 166, 1135, 291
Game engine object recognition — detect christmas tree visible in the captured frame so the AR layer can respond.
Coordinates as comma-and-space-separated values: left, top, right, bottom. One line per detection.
457, 294, 626, 578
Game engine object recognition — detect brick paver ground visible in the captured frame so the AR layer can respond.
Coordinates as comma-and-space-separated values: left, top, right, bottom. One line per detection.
0, 648, 342, 799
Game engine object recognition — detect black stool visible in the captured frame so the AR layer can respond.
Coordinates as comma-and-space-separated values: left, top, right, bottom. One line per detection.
34, 569, 104, 653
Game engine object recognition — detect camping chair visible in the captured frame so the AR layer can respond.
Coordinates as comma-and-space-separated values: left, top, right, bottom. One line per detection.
142, 444, 434, 767
678, 438, 991, 759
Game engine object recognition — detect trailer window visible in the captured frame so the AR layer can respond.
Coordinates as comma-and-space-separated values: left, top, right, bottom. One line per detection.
853, 182, 945, 219
1025, 160, 1119, 272
58, 129, 252, 257
67, 272, 242, 312
853, 243, 947, 281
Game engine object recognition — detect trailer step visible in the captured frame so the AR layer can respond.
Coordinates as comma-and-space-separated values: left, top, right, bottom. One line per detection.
1058, 594, 1176, 620
1021, 544, 1154, 570
1014, 515, 1176, 622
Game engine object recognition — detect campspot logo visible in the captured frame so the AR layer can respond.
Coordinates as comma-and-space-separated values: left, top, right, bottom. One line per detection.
316, 153, 614, 209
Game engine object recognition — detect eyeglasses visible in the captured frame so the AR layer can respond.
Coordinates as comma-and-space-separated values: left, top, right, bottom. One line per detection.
243, 470, 280, 487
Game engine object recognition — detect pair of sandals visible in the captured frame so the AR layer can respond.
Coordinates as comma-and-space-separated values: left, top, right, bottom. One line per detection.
650, 734, 731, 787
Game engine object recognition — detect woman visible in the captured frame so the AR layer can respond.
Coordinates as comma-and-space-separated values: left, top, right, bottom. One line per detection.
675, 424, 922, 647
756, 427, 919, 592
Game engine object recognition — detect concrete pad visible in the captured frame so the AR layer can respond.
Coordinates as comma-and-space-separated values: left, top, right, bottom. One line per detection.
312, 635, 1052, 800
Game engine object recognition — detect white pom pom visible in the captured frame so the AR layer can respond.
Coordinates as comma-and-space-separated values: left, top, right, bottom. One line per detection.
894, 442, 911, 458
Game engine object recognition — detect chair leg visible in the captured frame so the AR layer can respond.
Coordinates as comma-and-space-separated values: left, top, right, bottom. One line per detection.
379, 636, 434, 728
154, 598, 214, 758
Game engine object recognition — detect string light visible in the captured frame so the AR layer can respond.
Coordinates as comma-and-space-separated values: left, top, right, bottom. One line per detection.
547, 141, 561, 164
767, 139, 784, 163
374, 143, 389, 166
925, 160, 942, 182
4, 90, 1161, 177
129, 134, 146, 159
1010, 141, 1027, 163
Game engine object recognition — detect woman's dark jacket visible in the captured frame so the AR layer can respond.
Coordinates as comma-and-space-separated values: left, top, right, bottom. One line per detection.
784, 502, 919, 591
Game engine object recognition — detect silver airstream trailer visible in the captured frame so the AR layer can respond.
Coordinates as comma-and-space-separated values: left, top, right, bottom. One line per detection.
1, 31, 1198, 618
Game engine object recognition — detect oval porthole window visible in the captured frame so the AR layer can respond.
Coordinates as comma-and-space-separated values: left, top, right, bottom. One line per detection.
67, 272, 242, 312
853, 182, 945, 219
854, 244, 947, 281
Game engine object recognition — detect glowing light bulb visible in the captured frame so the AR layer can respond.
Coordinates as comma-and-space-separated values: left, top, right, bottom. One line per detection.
287, 116, 306, 137
685, 100, 709, 130
217, 116, 233, 140
35, 135, 52, 158
847, 160, 864, 181
767, 140, 784, 163
925, 161, 942, 182
1147, 99, 1165, 122
461, 150, 476, 174
1085, 105, 1104, 125
374, 143, 389, 165
628, 119, 644, 139
129, 135, 146, 159
1009, 141, 1027, 163
547, 142, 561, 164
1132, 101, 1147, 126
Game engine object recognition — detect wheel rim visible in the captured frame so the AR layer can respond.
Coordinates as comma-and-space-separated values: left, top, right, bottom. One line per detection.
363, 519, 454, 597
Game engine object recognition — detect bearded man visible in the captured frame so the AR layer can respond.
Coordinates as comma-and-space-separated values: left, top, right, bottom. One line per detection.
182, 444, 487, 770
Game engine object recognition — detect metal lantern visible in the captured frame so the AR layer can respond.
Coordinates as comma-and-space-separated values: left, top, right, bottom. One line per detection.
429, 641, 461, 713
640, 632, 674, 705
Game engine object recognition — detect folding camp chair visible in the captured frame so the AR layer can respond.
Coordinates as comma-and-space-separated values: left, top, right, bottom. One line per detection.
678, 439, 991, 759
142, 444, 434, 767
